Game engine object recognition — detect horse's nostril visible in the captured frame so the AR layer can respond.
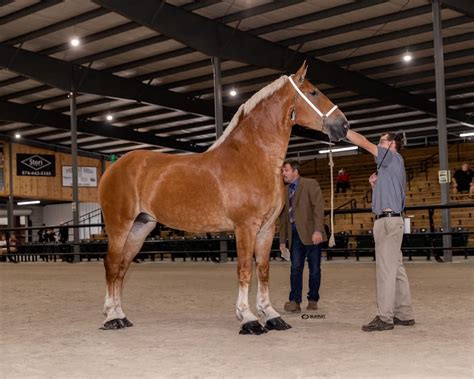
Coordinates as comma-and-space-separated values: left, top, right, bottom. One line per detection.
342, 121, 350, 130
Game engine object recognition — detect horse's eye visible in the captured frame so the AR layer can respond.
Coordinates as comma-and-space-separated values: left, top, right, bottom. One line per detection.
310, 90, 318, 96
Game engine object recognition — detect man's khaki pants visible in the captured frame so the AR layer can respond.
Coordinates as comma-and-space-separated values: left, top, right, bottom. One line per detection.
373, 217, 413, 323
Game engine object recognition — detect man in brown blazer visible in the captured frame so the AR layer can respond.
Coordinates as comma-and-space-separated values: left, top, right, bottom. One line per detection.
279, 160, 326, 313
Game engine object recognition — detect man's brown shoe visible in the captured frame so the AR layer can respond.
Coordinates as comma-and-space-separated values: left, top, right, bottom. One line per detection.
393, 317, 415, 326
284, 301, 301, 313
362, 316, 394, 332
307, 301, 318, 310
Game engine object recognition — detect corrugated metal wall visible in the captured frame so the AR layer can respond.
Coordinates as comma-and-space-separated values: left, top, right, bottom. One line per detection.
43, 202, 101, 240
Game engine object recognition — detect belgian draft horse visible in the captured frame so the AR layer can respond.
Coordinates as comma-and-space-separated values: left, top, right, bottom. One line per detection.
98, 63, 349, 334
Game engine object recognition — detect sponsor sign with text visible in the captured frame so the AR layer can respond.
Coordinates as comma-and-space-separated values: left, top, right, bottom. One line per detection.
62, 166, 97, 187
17, 154, 56, 176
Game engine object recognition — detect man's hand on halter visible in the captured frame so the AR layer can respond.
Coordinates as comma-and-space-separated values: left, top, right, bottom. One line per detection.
312, 231, 323, 245
369, 172, 378, 188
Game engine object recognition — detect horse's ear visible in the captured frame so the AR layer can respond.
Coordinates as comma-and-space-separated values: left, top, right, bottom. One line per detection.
294, 61, 308, 83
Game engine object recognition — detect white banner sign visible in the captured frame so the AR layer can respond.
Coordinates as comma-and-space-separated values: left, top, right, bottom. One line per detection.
62, 166, 97, 187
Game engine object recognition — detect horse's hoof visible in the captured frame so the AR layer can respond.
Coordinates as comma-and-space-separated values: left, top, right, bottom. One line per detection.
265, 317, 292, 331
121, 317, 134, 327
100, 318, 131, 330
239, 320, 268, 335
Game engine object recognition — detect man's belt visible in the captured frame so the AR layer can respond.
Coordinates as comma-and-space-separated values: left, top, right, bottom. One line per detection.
375, 211, 401, 220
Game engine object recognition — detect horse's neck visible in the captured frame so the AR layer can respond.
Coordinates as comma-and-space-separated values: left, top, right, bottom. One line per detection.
216, 90, 293, 166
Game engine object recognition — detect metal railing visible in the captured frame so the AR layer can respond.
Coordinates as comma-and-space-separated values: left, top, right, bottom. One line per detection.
324, 230, 473, 262
335, 198, 357, 224
1, 202, 473, 263
416, 143, 457, 180
62, 208, 103, 240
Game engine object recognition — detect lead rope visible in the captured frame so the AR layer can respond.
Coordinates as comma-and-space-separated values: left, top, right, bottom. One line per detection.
328, 144, 336, 247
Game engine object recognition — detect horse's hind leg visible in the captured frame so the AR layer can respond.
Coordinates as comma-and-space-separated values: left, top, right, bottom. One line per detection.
103, 228, 129, 327
255, 226, 291, 331
235, 224, 267, 335
102, 215, 156, 330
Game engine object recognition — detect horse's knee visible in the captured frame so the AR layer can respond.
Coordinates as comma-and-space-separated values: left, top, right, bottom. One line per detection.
238, 269, 251, 285
237, 258, 252, 277
257, 263, 269, 282
105, 262, 119, 280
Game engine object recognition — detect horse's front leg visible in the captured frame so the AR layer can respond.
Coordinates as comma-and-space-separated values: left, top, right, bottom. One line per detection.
255, 227, 292, 331
235, 224, 268, 335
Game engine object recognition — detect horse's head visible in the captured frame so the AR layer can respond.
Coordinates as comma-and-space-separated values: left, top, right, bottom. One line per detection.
289, 63, 349, 141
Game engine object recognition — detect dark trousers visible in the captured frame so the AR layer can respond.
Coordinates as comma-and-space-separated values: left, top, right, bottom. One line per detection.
289, 224, 322, 303
336, 182, 350, 193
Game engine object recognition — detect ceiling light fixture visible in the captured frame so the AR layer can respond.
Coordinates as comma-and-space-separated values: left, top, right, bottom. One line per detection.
17, 200, 41, 206
14, 132, 21, 139
70, 37, 80, 47
106, 114, 114, 121
459, 132, 474, 137
402, 52, 412, 62
230, 89, 237, 97
318, 146, 358, 154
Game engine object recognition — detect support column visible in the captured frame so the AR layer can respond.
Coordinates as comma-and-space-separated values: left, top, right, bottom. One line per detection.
212, 56, 227, 263
212, 57, 224, 138
432, 0, 451, 262
100, 157, 107, 232
70, 90, 81, 262
7, 140, 14, 230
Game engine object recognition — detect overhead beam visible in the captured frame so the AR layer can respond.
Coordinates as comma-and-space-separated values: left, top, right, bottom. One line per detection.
335, 31, 474, 67
442, 0, 474, 17
0, 43, 227, 120
166, 47, 472, 99
0, 1, 219, 88
279, 4, 432, 47
74, 0, 390, 85
0, 0, 62, 26
100, 0, 387, 77
0, 49, 327, 144
310, 15, 471, 56
93, 0, 471, 125
2, 8, 108, 45
0, 100, 205, 152
0, 133, 107, 160
132, 15, 471, 90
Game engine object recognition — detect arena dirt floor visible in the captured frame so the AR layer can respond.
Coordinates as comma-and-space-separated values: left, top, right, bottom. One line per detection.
1, 257, 473, 378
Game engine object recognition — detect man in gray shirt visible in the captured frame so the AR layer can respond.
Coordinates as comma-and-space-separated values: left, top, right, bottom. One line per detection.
346, 130, 415, 332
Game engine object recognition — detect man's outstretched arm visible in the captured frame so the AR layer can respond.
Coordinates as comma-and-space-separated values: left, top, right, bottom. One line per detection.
346, 130, 378, 157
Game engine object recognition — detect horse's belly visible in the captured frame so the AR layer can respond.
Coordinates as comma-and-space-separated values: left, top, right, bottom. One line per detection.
153, 203, 232, 233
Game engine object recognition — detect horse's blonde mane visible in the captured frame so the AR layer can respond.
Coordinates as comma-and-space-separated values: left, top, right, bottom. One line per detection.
207, 75, 288, 151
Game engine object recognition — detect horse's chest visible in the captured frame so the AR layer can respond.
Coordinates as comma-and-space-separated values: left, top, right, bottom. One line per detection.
261, 178, 285, 217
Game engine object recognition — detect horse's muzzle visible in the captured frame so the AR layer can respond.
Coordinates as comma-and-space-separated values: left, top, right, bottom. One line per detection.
327, 119, 350, 141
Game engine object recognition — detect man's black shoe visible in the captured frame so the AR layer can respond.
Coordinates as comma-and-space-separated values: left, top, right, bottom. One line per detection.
393, 317, 415, 326
362, 316, 394, 332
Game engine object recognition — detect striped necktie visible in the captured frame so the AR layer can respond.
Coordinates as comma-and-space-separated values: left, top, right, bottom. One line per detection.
289, 183, 297, 224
